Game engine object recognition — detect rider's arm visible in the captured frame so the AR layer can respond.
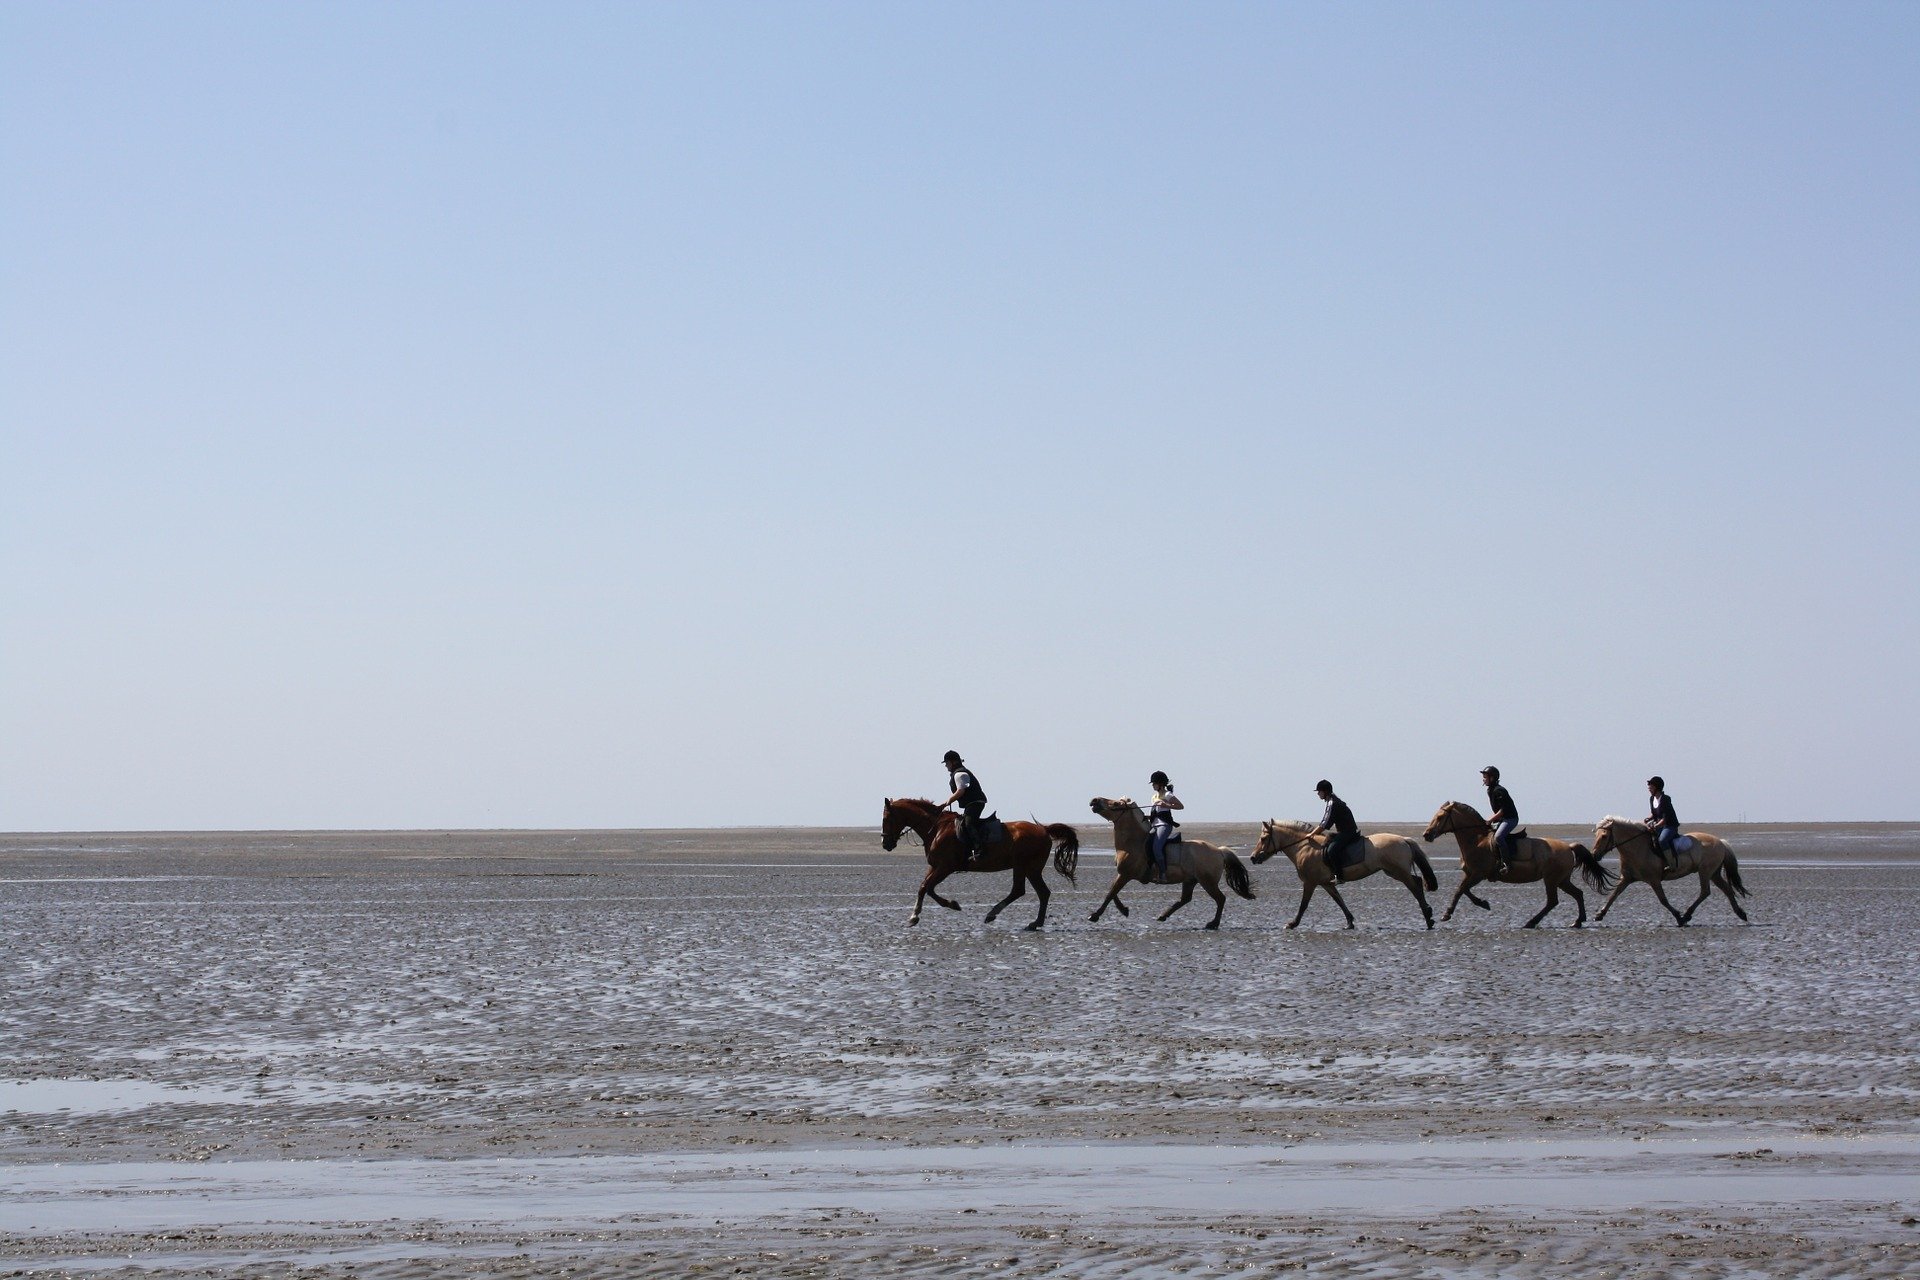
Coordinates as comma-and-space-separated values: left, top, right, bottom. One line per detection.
1161, 792, 1184, 810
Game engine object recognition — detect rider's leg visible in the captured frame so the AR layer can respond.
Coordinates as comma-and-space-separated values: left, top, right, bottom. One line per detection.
961, 809, 984, 865
1654, 826, 1676, 872
1491, 821, 1515, 874
1150, 826, 1171, 881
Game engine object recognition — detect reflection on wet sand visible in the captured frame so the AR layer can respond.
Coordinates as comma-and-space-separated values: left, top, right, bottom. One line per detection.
3, 827, 1917, 1276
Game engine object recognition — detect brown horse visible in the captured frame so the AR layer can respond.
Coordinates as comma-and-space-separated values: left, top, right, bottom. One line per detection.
881, 797, 1079, 930
1591, 816, 1751, 926
1085, 797, 1255, 930
1250, 819, 1440, 930
1423, 800, 1616, 928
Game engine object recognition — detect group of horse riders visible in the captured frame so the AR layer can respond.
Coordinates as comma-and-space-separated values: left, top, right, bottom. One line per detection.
940, 751, 1687, 876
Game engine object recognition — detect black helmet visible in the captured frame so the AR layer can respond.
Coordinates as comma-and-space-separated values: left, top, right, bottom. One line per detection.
1647, 775, 1665, 789
1315, 779, 1332, 793
1481, 765, 1500, 780
1149, 770, 1169, 788
942, 750, 964, 766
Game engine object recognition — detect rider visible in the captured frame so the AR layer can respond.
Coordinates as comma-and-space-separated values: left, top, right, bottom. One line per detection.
1311, 780, 1361, 875
940, 750, 988, 866
1646, 775, 1680, 872
1147, 771, 1183, 880
1482, 765, 1519, 876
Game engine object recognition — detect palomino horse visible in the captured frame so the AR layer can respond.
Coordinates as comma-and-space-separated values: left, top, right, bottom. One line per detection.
1086, 797, 1254, 930
880, 798, 1079, 930
1250, 819, 1441, 930
1423, 800, 1616, 928
1591, 816, 1751, 926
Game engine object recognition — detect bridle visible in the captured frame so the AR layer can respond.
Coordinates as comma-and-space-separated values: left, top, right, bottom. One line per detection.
884, 800, 939, 849
1261, 823, 1319, 858
1599, 820, 1653, 857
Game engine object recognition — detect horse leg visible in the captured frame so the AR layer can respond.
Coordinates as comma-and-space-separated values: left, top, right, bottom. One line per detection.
983, 870, 1026, 925
1390, 868, 1434, 929
1287, 883, 1316, 929
1090, 872, 1132, 923
1026, 872, 1050, 931
1441, 874, 1484, 922
1677, 870, 1713, 925
1524, 882, 1561, 929
1562, 878, 1587, 928
1712, 869, 1750, 923
1648, 875, 1687, 926
1593, 873, 1634, 922
910, 866, 956, 925
1202, 875, 1228, 930
1323, 882, 1357, 930
1158, 881, 1196, 922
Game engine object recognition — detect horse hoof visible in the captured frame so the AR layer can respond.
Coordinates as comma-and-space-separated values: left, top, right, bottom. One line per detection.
1204, 921, 1221, 931
946, 901, 962, 911
1344, 921, 1356, 931
1023, 922, 1043, 932
908, 916, 920, 926
1087, 912, 1100, 923
1473, 898, 1492, 911
1572, 920, 1584, 929
1425, 920, 1434, 931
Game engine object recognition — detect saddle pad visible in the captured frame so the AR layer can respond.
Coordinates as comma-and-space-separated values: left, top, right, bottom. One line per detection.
1673, 834, 1697, 854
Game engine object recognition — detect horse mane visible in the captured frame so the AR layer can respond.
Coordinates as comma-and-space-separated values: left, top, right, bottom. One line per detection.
1600, 814, 1641, 827
1266, 818, 1314, 833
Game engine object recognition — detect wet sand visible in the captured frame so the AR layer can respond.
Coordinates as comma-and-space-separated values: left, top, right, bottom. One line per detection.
4, 824, 1918, 1275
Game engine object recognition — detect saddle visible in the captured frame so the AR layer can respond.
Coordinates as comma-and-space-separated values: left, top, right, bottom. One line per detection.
1324, 834, 1364, 874
969, 813, 1009, 850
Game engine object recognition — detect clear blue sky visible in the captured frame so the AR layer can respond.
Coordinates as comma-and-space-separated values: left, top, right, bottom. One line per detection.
4, 3, 1916, 829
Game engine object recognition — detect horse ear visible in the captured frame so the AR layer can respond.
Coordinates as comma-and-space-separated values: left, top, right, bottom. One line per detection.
884, 797, 892, 805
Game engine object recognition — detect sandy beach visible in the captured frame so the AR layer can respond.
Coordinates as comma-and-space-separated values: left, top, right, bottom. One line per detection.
4, 824, 1917, 1275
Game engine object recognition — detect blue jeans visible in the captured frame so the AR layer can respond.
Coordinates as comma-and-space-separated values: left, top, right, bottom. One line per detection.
1491, 820, 1516, 860
1653, 826, 1677, 861
1150, 825, 1174, 876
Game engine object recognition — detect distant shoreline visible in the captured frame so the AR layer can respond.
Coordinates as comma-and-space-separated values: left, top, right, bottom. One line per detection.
5, 820, 1919, 838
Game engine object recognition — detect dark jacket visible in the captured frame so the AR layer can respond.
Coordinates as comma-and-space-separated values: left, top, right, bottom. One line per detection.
951, 768, 986, 813
1321, 797, 1358, 837
1486, 783, 1517, 826
1649, 792, 1678, 831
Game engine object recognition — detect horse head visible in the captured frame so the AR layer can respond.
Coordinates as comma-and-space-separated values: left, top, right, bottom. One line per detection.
1088, 796, 1142, 829
1250, 819, 1313, 864
1423, 800, 1481, 842
1250, 820, 1280, 864
881, 797, 934, 851
1592, 816, 1640, 858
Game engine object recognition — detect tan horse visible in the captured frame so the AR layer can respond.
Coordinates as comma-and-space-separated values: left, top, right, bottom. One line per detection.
1086, 797, 1255, 930
1423, 800, 1616, 928
881, 798, 1079, 930
1591, 816, 1751, 926
1250, 819, 1441, 930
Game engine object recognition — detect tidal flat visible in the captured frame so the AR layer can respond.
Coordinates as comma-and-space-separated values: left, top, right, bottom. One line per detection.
3, 824, 1916, 1276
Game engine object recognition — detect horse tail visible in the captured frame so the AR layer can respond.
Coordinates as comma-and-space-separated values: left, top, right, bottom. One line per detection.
1411, 844, 1440, 891
1222, 850, 1256, 900
1721, 848, 1750, 898
1047, 824, 1080, 883
1574, 843, 1616, 891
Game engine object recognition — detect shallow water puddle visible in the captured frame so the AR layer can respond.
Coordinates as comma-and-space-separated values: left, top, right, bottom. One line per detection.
5, 1135, 1915, 1236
